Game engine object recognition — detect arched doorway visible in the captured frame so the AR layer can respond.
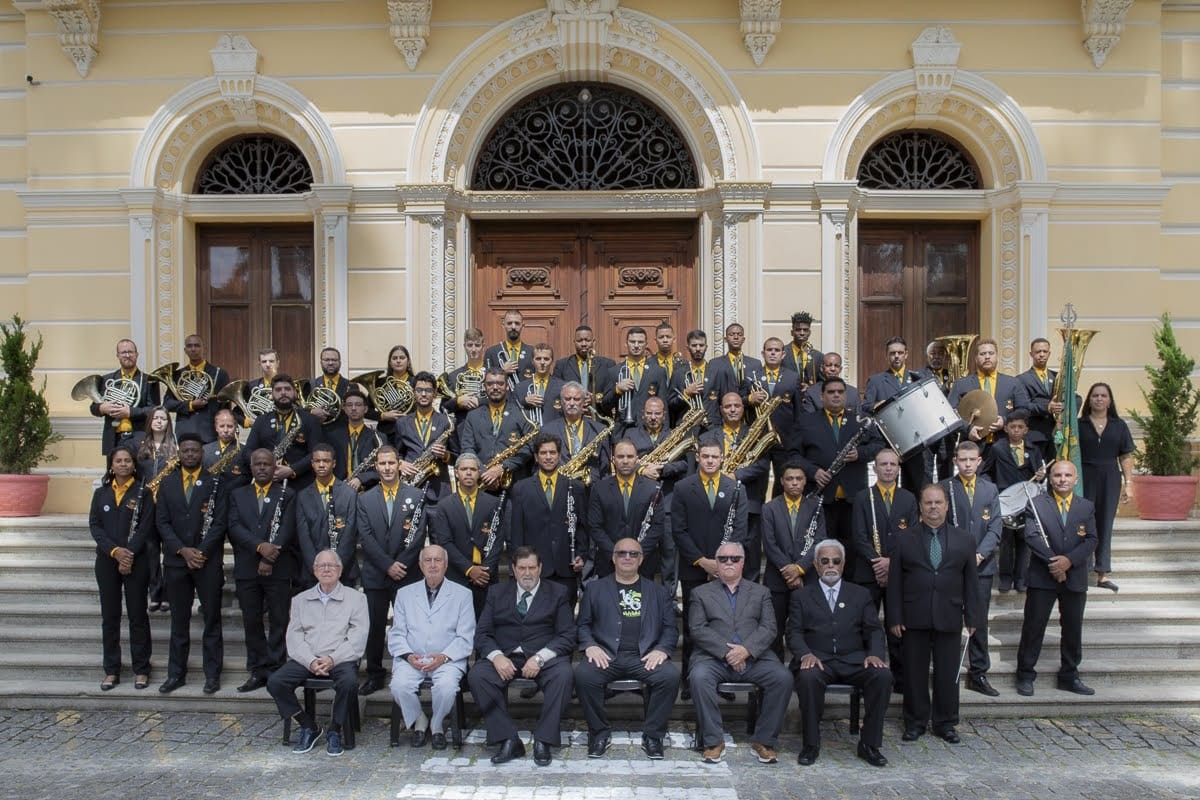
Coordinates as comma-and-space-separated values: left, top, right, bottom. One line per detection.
469, 83, 700, 359
194, 134, 316, 380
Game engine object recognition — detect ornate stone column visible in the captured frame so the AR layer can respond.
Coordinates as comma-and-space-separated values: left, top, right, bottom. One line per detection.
815, 182, 858, 375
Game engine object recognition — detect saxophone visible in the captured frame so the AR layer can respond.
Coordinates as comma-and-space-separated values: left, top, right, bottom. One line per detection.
723, 395, 786, 474
484, 426, 541, 490
272, 414, 304, 461
404, 418, 455, 488
145, 455, 180, 493
561, 417, 617, 486
641, 407, 706, 467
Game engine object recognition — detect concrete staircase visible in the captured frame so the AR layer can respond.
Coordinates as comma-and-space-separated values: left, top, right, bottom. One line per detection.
1, 515, 1198, 718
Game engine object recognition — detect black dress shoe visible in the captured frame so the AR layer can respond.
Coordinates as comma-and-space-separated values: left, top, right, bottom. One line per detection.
237, 675, 267, 693
966, 673, 1000, 697
1057, 677, 1096, 696
1014, 582, 1027, 593
158, 676, 186, 694
1096, 579, 1119, 593
934, 727, 961, 744
203, 678, 220, 695
431, 732, 447, 751
1016, 678, 1035, 696
901, 726, 925, 742
358, 678, 385, 695
411, 727, 429, 748
857, 741, 888, 767
533, 739, 552, 766
490, 738, 526, 765
997, 580, 1012, 593
587, 733, 611, 758
641, 735, 664, 760
100, 675, 120, 691
796, 745, 820, 765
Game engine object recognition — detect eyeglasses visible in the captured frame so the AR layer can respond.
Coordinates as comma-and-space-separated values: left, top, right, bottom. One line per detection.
818, 557, 843, 565
314, 563, 340, 570
413, 387, 435, 394
614, 550, 643, 559
716, 555, 743, 564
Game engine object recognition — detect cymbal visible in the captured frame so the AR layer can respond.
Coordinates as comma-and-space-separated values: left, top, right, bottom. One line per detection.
957, 389, 999, 432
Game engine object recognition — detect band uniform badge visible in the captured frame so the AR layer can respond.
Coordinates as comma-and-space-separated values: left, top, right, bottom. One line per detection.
1005, 399, 1014, 411
648, 386, 657, 396
708, 390, 718, 401
1077, 524, 1087, 537
508, 431, 519, 442
981, 508, 991, 521
553, 399, 562, 410
898, 518, 908, 529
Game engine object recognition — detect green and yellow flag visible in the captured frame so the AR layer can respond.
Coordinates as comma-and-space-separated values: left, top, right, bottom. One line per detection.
1055, 336, 1084, 497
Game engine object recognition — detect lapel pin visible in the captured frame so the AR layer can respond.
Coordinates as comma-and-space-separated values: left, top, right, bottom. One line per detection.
838, 602, 845, 609
103, 504, 111, 512
718, 492, 725, 499
264, 497, 271, 504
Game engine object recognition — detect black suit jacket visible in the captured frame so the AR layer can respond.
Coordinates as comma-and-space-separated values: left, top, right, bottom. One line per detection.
599, 358, 668, 427
760, 493, 826, 591
1024, 493, 1098, 593
459, 401, 535, 478
515, 376, 567, 426
552, 354, 615, 400
1017, 367, 1058, 446
671, 473, 748, 582
792, 409, 882, 503
302, 373, 352, 429
949, 373, 1030, 421
430, 491, 505, 587
392, 411, 454, 500
849, 485, 919, 583
982, 435, 1046, 490
356, 483, 427, 590
227, 481, 297, 581
484, 342, 536, 390
577, 576, 675, 657
323, 424, 383, 488
509, 473, 589, 578
782, 344, 823, 387
707, 352, 764, 408
667, 361, 724, 429
202, 441, 249, 491
863, 369, 928, 408
294, 480, 360, 585
540, 417, 612, 485
801, 381, 861, 414
164, 362, 231, 443
940, 476, 1002, 577
88, 368, 160, 454
886, 522, 980, 633
787, 580, 885, 668
89, 480, 153, 558
243, 409, 323, 488
587, 474, 665, 559
474, 579, 576, 659
154, 469, 226, 567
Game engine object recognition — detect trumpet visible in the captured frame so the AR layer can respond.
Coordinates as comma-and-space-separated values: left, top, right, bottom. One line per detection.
351, 370, 414, 415
150, 362, 214, 403
72, 373, 142, 427
677, 367, 705, 412
617, 364, 635, 426
495, 349, 519, 391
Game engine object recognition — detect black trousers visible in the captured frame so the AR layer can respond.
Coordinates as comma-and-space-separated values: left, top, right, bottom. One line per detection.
998, 521, 1030, 589
574, 652, 681, 738
268, 659, 359, 731
967, 574, 995, 677
467, 654, 573, 746
680, 578, 706, 677
900, 628, 963, 732
744, 514, 763, 583
543, 574, 578, 608
95, 555, 151, 676
794, 661, 892, 748
823, 500, 856, 579
235, 577, 290, 677
769, 588, 791, 661
1017, 587, 1087, 683
853, 579, 904, 683
163, 559, 225, 681
657, 510, 677, 596
364, 586, 399, 682
146, 535, 165, 604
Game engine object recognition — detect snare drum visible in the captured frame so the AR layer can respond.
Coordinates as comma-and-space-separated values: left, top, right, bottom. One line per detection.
999, 480, 1041, 527
872, 377, 964, 457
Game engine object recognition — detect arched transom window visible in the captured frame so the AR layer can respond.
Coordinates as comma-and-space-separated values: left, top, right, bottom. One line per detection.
472, 84, 699, 191
856, 130, 981, 190
194, 135, 314, 195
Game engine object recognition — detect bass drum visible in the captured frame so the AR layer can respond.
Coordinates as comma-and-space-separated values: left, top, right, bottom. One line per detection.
872, 377, 964, 457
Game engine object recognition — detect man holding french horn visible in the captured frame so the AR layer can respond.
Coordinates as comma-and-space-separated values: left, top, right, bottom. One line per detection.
81, 338, 160, 454
163, 334, 230, 443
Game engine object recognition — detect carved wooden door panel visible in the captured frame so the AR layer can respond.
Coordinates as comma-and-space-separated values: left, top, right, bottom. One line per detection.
472, 221, 697, 361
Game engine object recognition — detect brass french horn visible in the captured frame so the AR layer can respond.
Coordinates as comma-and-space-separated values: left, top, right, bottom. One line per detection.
351, 370, 415, 415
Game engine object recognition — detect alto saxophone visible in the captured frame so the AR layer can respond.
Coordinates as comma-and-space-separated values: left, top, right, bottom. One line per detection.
404, 418, 455, 488
484, 426, 541, 490
145, 455, 180, 493
723, 395, 787, 474
641, 407, 706, 467
272, 414, 304, 461
561, 417, 617, 486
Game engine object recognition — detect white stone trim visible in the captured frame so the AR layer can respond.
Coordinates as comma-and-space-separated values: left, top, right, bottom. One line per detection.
739, 0, 781, 67
388, 0, 432, 71
1081, 0, 1135, 69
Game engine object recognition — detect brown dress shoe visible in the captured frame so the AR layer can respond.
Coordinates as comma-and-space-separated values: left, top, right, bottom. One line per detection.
750, 743, 778, 764
702, 742, 725, 764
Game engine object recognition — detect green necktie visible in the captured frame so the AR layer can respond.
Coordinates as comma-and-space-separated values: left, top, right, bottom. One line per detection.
929, 529, 942, 569
184, 473, 194, 503
1059, 498, 1069, 525
964, 480, 975, 505
385, 491, 395, 524
544, 477, 554, 507
788, 502, 798, 529
349, 429, 359, 470
983, 376, 994, 396
621, 481, 632, 513
881, 487, 892, 515
518, 590, 531, 618
463, 495, 474, 525
705, 478, 717, 508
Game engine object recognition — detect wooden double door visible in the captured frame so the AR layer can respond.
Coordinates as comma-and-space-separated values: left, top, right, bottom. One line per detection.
857, 221, 980, 369
196, 224, 315, 381
472, 221, 698, 359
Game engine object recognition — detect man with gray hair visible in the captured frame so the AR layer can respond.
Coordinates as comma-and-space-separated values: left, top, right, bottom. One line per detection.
388, 545, 476, 750
430, 452, 506, 617
790, 539, 891, 768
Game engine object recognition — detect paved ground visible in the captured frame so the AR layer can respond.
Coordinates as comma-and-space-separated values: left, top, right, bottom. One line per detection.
2, 708, 1198, 800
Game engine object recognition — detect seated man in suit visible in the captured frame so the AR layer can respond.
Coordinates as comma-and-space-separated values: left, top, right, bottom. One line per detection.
790, 539, 892, 768
266, 549, 368, 757
468, 546, 577, 767
1016, 461, 1098, 697
388, 545, 476, 750
687, 541, 791, 766
574, 537, 680, 760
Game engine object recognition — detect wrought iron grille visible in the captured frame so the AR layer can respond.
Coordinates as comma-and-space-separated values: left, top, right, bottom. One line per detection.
471, 85, 699, 191
195, 135, 314, 194
856, 130, 981, 190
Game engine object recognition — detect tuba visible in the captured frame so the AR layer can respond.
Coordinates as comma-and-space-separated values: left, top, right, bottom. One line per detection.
299, 379, 343, 425
351, 370, 415, 415
71, 374, 142, 427
1050, 327, 1098, 425
935, 334, 978, 383
217, 379, 275, 423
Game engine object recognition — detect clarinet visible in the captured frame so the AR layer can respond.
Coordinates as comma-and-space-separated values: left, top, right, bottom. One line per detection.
326, 488, 339, 551
638, 485, 663, 544
403, 494, 426, 549
346, 432, 383, 485
482, 488, 506, 561
267, 478, 287, 545
800, 499, 824, 558
126, 483, 145, 548
197, 474, 219, 551
566, 485, 578, 561
721, 479, 741, 544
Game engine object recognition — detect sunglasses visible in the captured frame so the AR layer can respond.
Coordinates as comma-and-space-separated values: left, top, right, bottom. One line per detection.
614, 550, 643, 559
716, 555, 743, 564
818, 557, 843, 565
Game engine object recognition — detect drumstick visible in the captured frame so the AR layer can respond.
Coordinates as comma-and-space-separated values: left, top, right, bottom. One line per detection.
956, 628, 971, 680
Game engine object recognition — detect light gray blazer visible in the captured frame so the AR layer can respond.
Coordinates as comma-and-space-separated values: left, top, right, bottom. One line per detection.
387, 578, 476, 665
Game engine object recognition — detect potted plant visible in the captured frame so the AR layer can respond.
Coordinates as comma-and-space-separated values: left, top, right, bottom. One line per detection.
0, 315, 61, 516
1128, 313, 1200, 520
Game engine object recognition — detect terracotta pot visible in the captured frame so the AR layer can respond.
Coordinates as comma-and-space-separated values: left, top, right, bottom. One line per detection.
0, 473, 50, 517
1131, 474, 1199, 521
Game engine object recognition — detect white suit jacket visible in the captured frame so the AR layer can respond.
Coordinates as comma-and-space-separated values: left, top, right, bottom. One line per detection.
387, 578, 475, 665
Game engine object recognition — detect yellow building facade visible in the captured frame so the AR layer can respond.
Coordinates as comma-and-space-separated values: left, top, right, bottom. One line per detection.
0, 0, 1194, 511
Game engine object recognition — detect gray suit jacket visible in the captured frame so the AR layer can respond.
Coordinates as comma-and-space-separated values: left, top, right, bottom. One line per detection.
688, 578, 779, 664
387, 579, 476, 665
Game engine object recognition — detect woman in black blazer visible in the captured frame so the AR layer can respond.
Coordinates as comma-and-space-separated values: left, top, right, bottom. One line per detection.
88, 445, 154, 691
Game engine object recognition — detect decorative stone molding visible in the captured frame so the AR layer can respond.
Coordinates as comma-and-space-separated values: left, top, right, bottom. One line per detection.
617, 266, 663, 287
1081, 0, 1134, 68
910, 26, 961, 118
739, 0, 781, 67
209, 34, 259, 123
42, 0, 102, 78
388, 0, 432, 71
506, 266, 552, 287
998, 207, 1020, 371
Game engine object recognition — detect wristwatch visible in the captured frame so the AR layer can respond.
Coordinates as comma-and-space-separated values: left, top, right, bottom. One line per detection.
533, 654, 545, 668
